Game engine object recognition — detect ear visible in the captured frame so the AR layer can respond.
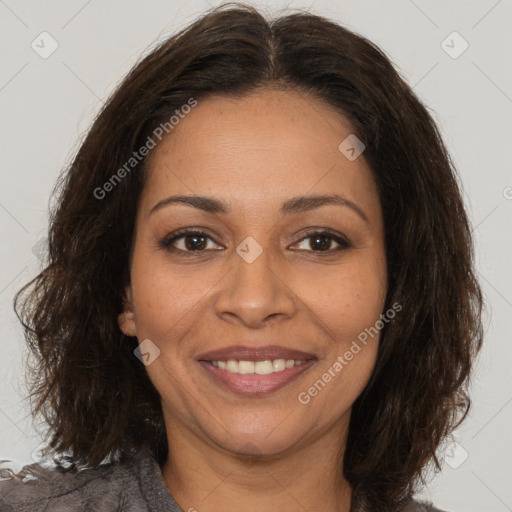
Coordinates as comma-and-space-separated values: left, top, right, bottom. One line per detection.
118, 285, 137, 337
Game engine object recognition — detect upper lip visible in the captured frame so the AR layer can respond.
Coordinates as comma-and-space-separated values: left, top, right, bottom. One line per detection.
196, 344, 316, 362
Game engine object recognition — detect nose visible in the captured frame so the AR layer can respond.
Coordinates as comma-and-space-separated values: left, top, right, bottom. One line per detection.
213, 242, 297, 329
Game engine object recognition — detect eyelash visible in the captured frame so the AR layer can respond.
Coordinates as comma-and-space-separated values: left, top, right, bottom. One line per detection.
159, 227, 351, 257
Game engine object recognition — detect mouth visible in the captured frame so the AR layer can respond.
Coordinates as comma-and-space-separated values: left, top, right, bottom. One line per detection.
196, 345, 317, 396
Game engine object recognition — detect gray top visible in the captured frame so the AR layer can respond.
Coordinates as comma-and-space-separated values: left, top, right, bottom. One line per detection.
0, 445, 446, 511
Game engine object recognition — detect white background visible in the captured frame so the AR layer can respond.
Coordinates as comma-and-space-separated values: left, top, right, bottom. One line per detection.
1, 1, 511, 511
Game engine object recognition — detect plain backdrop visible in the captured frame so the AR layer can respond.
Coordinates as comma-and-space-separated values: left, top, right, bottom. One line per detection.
1, 1, 511, 511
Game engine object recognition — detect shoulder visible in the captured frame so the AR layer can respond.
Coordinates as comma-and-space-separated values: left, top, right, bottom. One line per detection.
0, 453, 145, 512
352, 490, 449, 512
399, 498, 449, 512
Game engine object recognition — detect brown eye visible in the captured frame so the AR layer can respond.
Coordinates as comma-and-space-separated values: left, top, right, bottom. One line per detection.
160, 229, 223, 255
181, 233, 208, 251
293, 231, 350, 253
308, 233, 335, 251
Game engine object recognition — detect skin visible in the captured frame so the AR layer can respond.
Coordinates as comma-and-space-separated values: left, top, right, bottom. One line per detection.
118, 89, 387, 512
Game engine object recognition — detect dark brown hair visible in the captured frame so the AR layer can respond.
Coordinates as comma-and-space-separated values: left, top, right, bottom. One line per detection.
14, 3, 483, 510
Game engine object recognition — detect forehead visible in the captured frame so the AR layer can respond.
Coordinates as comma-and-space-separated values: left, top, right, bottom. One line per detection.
141, 89, 380, 221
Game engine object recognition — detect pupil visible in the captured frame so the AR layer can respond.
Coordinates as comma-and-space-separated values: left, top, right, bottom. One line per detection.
312, 235, 330, 251
185, 235, 206, 251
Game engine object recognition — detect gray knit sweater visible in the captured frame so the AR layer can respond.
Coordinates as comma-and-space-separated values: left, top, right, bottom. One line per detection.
0, 445, 446, 511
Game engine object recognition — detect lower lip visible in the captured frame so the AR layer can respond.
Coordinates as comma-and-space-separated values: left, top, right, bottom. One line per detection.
198, 360, 316, 396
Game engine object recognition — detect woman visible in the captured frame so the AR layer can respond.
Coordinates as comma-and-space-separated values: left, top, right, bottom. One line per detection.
0, 3, 483, 511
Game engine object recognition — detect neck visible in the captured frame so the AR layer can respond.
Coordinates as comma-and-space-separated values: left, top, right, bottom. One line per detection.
161, 416, 353, 512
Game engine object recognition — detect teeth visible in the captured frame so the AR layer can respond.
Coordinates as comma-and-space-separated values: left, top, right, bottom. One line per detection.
255, 360, 273, 375
273, 359, 285, 372
211, 359, 307, 374
238, 361, 254, 374
226, 360, 239, 373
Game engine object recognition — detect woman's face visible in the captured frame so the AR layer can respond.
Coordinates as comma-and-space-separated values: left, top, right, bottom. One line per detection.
120, 89, 387, 457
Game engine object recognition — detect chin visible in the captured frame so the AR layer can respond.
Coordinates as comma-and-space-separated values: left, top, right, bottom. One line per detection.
204, 417, 306, 457
220, 436, 299, 458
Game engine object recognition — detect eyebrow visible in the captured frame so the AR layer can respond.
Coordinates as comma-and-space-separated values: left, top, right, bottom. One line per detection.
149, 193, 369, 223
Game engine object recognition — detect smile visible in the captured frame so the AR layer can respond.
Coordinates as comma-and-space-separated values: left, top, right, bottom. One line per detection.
196, 344, 317, 396
210, 359, 306, 374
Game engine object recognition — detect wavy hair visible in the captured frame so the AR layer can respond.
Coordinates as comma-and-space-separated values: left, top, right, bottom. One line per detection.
13, 3, 483, 510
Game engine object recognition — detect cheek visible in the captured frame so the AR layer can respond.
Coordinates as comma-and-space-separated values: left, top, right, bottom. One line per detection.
295, 260, 385, 415
129, 253, 208, 349
298, 256, 387, 347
